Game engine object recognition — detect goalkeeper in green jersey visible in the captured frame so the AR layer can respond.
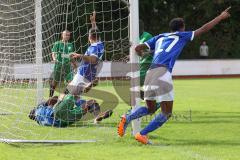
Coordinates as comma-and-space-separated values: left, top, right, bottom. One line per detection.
139, 20, 153, 88
28, 94, 113, 127
49, 30, 75, 97
127, 20, 160, 115
139, 20, 158, 108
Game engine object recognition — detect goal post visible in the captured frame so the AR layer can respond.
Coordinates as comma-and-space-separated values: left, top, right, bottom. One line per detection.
35, 0, 44, 105
0, 0, 141, 143
129, 0, 141, 135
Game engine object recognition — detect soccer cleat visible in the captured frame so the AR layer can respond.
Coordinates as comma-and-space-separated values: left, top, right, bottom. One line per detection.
117, 115, 128, 137
135, 133, 151, 145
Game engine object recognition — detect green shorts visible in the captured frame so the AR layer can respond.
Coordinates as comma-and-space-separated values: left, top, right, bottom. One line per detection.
53, 62, 73, 82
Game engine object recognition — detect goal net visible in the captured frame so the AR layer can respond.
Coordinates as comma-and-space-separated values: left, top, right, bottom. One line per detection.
0, 0, 134, 143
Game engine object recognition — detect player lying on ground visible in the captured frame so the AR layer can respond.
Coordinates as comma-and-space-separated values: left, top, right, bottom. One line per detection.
118, 7, 231, 144
67, 11, 104, 96
49, 30, 75, 97
28, 95, 113, 127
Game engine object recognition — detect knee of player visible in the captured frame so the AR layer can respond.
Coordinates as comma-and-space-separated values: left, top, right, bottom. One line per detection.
147, 107, 157, 115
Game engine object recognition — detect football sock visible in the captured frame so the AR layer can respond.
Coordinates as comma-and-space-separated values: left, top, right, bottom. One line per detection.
140, 113, 168, 135
75, 99, 82, 107
126, 106, 149, 124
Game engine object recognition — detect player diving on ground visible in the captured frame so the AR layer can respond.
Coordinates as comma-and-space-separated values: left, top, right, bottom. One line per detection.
29, 95, 113, 127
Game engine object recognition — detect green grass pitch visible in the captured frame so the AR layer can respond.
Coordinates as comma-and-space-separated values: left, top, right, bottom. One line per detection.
0, 78, 240, 160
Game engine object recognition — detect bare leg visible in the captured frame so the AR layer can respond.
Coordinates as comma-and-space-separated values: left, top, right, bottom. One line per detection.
160, 101, 173, 118
49, 81, 57, 97
146, 100, 157, 114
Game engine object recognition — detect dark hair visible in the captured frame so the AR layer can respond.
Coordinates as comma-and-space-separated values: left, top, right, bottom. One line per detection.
89, 28, 100, 40
47, 96, 58, 106
29, 108, 36, 120
169, 18, 185, 32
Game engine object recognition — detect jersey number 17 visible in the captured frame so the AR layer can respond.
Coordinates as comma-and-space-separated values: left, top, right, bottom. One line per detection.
155, 35, 179, 53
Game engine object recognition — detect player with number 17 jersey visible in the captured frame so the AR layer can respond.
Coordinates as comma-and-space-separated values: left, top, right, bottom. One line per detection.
145, 31, 194, 72
118, 8, 231, 144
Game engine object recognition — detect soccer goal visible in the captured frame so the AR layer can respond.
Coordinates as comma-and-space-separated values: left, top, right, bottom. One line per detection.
0, 0, 140, 144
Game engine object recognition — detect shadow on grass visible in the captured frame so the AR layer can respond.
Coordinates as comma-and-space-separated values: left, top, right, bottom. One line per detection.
69, 121, 118, 128
149, 136, 240, 146
172, 119, 240, 124
171, 110, 240, 124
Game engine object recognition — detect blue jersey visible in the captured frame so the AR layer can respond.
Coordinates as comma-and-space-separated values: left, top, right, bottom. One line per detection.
35, 99, 87, 127
145, 31, 194, 72
78, 41, 104, 81
35, 104, 60, 126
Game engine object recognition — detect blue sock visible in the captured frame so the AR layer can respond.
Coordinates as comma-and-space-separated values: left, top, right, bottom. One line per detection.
75, 99, 86, 107
140, 113, 168, 135
126, 106, 149, 124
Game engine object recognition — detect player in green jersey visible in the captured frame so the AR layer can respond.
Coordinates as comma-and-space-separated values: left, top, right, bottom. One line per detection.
125, 20, 160, 123
139, 20, 159, 109
139, 20, 154, 89
28, 94, 113, 127
50, 30, 74, 97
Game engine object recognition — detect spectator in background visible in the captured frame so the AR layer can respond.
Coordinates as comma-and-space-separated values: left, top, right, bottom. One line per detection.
199, 41, 209, 59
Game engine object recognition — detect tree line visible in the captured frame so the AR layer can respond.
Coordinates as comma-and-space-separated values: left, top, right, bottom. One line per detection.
42, 0, 240, 62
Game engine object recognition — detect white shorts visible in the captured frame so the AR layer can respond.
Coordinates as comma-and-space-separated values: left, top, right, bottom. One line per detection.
67, 74, 91, 95
143, 67, 174, 102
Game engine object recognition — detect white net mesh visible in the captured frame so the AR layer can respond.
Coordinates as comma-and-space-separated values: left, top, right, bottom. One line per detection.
0, 0, 130, 141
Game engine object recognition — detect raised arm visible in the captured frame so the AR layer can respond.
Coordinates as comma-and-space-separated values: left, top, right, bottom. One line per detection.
90, 11, 98, 30
194, 7, 231, 38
